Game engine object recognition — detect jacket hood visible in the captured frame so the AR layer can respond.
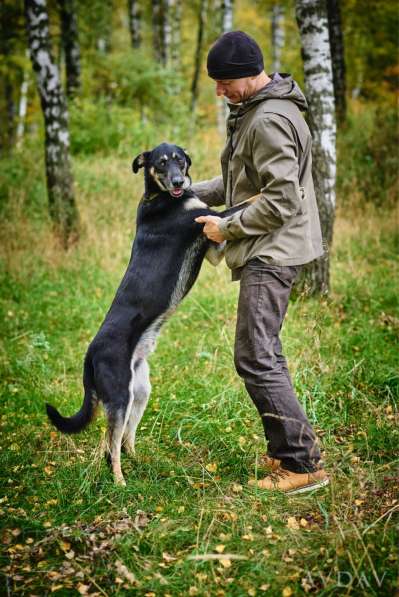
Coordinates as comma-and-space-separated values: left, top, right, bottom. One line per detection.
228, 73, 308, 116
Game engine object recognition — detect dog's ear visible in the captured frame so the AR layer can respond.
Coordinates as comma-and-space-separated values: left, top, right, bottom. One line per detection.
132, 151, 150, 173
183, 150, 192, 171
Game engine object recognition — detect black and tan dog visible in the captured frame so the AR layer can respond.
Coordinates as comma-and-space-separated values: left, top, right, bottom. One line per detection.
46, 143, 253, 485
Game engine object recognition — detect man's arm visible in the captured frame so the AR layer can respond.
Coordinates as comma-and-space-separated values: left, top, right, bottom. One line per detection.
191, 175, 225, 207
218, 115, 304, 240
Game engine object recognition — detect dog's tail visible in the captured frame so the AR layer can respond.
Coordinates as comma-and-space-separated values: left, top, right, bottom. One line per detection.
46, 356, 97, 434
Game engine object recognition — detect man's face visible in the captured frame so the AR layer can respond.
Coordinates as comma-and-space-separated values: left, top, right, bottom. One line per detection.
215, 76, 255, 103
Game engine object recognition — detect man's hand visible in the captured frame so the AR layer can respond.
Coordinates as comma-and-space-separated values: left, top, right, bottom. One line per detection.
195, 215, 225, 243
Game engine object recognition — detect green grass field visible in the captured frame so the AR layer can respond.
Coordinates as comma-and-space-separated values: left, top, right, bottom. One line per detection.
0, 144, 398, 596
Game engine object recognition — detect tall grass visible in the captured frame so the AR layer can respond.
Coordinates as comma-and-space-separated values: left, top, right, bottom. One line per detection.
0, 108, 397, 595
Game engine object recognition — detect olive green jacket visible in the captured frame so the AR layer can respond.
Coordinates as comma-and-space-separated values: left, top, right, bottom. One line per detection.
192, 74, 324, 277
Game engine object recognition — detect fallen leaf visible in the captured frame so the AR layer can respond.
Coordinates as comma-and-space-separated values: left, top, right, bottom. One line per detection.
232, 483, 243, 493
299, 518, 308, 528
282, 587, 293, 597
215, 544, 225, 553
220, 558, 231, 568
115, 560, 136, 585
286, 517, 299, 530
205, 463, 217, 473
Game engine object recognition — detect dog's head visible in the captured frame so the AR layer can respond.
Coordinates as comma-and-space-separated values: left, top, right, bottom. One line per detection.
132, 143, 192, 198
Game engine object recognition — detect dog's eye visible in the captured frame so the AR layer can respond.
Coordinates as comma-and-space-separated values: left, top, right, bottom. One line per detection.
159, 159, 166, 167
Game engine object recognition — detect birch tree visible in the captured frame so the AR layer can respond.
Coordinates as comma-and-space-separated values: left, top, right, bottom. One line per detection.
217, 0, 234, 134
128, 0, 141, 49
327, 0, 346, 124
170, 0, 182, 70
191, 0, 207, 112
58, 0, 81, 98
25, 0, 78, 245
271, 4, 285, 73
296, 0, 336, 295
152, 0, 171, 66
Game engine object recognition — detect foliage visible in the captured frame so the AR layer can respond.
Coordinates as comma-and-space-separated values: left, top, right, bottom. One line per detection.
336, 101, 398, 206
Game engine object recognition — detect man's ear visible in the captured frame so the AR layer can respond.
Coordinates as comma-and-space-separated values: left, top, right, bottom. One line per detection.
183, 150, 192, 171
132, 151, 150, 173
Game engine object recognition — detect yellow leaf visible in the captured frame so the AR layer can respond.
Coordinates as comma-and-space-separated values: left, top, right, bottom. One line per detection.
77, 585, 90, 595
189, 587, 198, 596
65, 550, 75, 560
215, 544, 225, 553
300, 518, 308, 528
286, 517, 299, 530
220, 558, 232, 568
232, 483, 243, 493
205, 463, 217, 473
248, 589, 256, 596
354, 499, 363, 506
59, 541, 71, 552
282, 587, 293, 597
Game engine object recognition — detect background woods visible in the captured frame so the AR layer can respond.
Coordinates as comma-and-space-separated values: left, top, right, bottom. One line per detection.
0, 1, 398, 595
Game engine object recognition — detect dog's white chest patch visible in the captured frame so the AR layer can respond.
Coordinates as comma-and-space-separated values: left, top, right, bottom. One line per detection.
183, 196, 207, 211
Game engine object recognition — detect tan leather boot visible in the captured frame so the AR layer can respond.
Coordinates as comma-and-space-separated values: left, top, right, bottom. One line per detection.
258, 454, 281, 472
248, 467, 329, 495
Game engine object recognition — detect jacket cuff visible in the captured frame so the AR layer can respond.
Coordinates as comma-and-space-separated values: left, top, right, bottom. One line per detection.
219, 214, 247, 240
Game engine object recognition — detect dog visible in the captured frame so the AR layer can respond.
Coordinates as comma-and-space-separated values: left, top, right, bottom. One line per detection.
46, 143, 254, 485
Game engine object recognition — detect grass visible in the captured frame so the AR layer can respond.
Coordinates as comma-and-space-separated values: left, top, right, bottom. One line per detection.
0, 136, 398, 596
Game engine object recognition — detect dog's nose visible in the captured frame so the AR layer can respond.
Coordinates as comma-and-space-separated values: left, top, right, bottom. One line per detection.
172, 177, 184, 188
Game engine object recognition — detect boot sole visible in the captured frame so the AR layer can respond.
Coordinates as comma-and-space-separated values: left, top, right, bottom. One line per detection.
286, 477, 330, 495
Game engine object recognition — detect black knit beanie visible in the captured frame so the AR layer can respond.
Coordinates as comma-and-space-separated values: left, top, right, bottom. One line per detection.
207, 31, 264, 80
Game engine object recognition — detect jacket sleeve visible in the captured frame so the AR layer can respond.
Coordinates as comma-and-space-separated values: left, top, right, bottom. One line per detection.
191, 175, 225, 207
218, 114, 303, 240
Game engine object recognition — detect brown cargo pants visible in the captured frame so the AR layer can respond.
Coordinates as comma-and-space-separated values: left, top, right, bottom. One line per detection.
234, 259, 321, 473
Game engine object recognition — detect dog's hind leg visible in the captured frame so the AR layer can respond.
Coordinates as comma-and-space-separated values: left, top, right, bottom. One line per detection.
123, 357, 151, 456
104, 373, 136, 486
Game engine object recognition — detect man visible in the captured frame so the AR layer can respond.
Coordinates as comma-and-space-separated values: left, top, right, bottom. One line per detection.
193, 31, 329, 494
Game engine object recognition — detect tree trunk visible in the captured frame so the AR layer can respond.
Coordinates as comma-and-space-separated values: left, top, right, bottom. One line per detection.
271, 4, 284, 73
16, 51, 30, 148
58, 0, 81, 98
25, 0, 79, 246
326, 0, 346, 125
191, 0, 207, 112
96, 1, 113, 53
0, 3, 16, 153
127, 0, 141, 48
217, 0, 234, 135
152, 0, 171, 66
296, 0, 336, 295
221, 0, 233, 32
170, 0, 182, 69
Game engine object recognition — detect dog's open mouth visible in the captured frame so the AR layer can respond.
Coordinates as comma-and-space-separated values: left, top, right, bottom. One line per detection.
170, 188, 184, 198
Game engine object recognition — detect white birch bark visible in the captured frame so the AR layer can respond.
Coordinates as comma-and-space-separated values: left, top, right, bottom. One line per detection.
296, 0, 336, 294
16, 51, 30, 147
271, 4, 284, 73
25, 0, 78, 244
162, 0, 172, 66
217, 0, 234, 135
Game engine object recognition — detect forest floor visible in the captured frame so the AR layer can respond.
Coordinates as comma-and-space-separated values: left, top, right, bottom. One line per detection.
0, 141, 398, 596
